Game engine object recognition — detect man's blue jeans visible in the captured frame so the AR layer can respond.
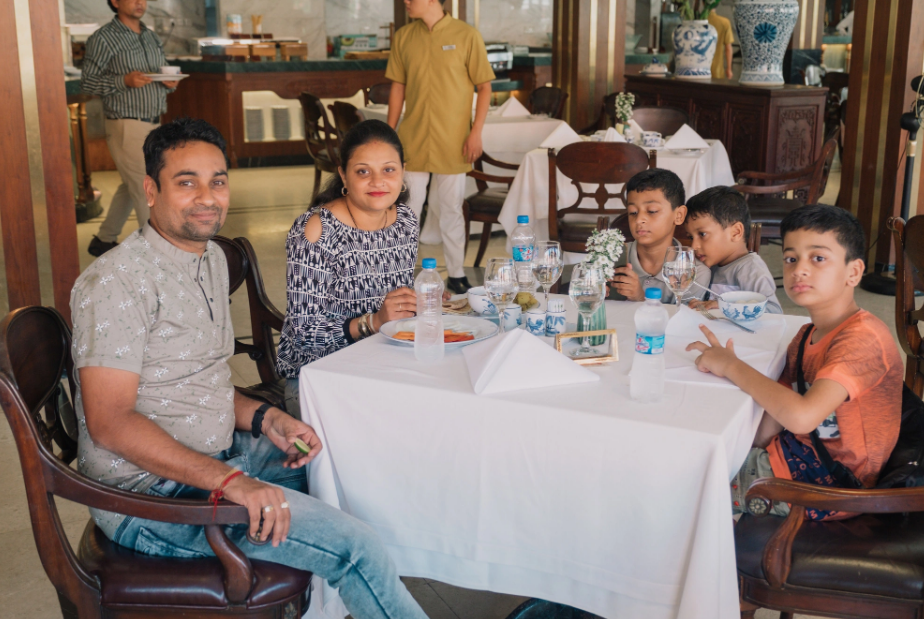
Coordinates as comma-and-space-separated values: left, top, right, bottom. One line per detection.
110, 431, 427, 619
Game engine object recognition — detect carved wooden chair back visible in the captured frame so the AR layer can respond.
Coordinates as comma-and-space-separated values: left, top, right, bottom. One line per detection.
462, 153, 521, 267
366, 82, 392, 105
328, 101, 364, 141
891, 216, 924, 394
298, 92, 340, 199
631, 106, 690, 136
528, 86, 568, 119
735, 130, 839, 205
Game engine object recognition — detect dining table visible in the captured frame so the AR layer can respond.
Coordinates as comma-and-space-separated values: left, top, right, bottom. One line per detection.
498, 139, 737, 258
298, 298, 809, 619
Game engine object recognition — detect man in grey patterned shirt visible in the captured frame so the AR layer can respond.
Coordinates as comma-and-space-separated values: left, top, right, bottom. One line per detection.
70, 118, 427, 619
81, 0, 179, 257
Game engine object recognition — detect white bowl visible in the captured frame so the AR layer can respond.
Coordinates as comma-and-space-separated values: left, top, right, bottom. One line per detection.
467, 286, 498, 316
718, 291, 768, 322
160, 66, 181, 75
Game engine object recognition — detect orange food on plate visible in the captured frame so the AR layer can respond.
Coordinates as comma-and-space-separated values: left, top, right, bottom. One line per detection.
391, 330, 474, 342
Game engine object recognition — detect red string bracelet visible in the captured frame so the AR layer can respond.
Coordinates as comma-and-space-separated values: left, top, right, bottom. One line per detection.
209, 469, 245, 519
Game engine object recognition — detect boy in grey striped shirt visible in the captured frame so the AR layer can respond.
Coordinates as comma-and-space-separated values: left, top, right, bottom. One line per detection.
81, 0, 178, 257
685, 186, 783, 313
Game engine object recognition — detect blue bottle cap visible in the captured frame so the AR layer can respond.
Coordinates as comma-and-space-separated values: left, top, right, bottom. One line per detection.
644, 287, 662, 300
421, 258, 437, 269
517, 215, 529, 224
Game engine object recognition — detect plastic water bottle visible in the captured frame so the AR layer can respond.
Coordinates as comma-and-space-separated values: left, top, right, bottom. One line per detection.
511, 215, 535, 263
415, 258, 445, 363
630, 287, 669, 402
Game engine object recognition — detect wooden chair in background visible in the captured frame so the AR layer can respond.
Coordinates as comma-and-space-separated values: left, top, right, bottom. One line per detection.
461, 153, 521, 268
213, 236, 287, 412
298, 92, 341, 200
528, 86, 568, 120
0, 306, 311, 618
365, 82, 393, 106
631, 106, 690, 136
891, 216, 924, 392
328, 101, 364, 141
735, 130, 839, 244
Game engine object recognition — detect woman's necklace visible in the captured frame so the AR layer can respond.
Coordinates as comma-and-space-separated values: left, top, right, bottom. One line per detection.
344, 198, 389, 231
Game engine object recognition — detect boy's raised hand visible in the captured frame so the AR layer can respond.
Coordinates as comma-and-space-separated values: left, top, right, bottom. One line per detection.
685, 324, 740, 378
609, 264, 644, 301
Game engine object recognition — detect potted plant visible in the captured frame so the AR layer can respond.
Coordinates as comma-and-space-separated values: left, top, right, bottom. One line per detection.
672, 0, 721, 79
734, 0, 799, 85
579, 229, 626, 345
614, 92, 635, 134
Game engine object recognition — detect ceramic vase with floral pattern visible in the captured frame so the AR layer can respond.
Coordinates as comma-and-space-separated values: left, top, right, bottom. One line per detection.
672, 20, 718, 80
734, 0, 800, 85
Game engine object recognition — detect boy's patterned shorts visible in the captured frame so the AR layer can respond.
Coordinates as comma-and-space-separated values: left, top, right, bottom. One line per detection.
731, 447, 791, 517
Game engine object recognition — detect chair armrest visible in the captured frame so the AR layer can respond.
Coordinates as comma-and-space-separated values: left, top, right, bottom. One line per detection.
234, 339, 265, 361
479, 153, 520, 171
746, 476, 924, 514
466, 169, 515, 187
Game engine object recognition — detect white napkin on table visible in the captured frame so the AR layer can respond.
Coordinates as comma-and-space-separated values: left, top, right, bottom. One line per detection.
494, 97, 531, 117
603, 127, 626, 142
462, 329, 600, 395
539, 123, 582, 149
664, 124, 710, 149
628, 118, 645, 136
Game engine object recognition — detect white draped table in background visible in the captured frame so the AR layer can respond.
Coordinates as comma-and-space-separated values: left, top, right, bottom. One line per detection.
299, 299, 809, 619
498, 140, 736, 253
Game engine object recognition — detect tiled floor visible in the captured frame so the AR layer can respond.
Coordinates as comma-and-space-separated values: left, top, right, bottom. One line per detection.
0, 164, 886, 618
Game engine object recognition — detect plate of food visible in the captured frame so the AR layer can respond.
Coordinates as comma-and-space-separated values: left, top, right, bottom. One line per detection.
380, 316, 498, 348
144, 73, 189, 82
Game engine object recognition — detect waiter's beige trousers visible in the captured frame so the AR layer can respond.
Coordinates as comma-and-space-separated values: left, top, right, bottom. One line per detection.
97, 118, 159, 243
404, 171, 467, 278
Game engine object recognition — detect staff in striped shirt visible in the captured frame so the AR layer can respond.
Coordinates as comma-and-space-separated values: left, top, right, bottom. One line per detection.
81, 0, 179, 258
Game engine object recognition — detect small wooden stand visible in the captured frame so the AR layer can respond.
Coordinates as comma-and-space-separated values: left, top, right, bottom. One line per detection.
555, 329, 619, 365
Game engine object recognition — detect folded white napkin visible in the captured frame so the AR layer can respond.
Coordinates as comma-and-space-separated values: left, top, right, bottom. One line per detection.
662, 339, 776, 388
628, 118, 645, 136
664, 124, 709, 150
539, 123, 583, 149
495, 97, 531, 118
665, 305, 786, 352
462, 329, 600, 395
603, 127, 626, 142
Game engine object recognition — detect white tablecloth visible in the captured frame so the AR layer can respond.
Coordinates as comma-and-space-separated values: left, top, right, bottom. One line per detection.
498, 141, 736, 255
299, 299, 809, 619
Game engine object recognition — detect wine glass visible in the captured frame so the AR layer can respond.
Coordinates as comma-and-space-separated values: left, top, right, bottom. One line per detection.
531, 241, 563, 309
568, 264, 606, 357
662, 246, 696, 306
484, 258, 518, 335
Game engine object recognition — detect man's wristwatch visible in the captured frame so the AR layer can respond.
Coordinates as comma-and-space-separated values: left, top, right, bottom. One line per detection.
251, 403, 273, 438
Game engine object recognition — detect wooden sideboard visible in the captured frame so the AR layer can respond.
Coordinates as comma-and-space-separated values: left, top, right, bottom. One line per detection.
625, 75, 828, 177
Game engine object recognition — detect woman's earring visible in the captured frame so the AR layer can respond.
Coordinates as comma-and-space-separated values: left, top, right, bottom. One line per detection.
401, 183, 408, 193
341, 186, 348, 196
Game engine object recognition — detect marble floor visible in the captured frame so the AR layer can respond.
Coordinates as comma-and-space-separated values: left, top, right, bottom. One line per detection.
0, 164, 889, 618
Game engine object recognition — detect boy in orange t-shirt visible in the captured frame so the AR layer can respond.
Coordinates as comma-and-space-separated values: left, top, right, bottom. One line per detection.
687, 205, 903, 519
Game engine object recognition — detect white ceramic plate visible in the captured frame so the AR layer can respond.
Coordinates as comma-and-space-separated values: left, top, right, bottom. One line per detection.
144, 73, 189, 82
380, 316, 498, 349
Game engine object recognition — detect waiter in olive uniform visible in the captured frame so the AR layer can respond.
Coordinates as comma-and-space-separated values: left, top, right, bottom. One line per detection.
386, 0, 495, 294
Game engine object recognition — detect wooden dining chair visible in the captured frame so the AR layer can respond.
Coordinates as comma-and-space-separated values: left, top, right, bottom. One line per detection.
366, 82, 392, 106
327, 100, 364, 141
213, 236, 287, 412
0, 306, 311, 619
891, 216, 924, 392
298, 92, 341, 200
547, 142, 654, 255
579, 92, 619, 134
528, 86, 569, 119
631, 106, 690, 136
461, 153, 521, 268
735, 130, 839, 243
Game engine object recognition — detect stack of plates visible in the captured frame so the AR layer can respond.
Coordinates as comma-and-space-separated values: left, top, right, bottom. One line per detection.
244, 107, 264, 142
272, 106, 291, 141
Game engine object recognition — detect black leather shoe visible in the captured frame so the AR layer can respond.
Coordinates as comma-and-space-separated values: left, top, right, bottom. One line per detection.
446, 276, 473, 294
88, 236, 119, 257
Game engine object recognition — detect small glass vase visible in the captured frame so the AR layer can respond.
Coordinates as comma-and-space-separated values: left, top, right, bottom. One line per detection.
577, 303, 607, 346
615, 122, 625, 134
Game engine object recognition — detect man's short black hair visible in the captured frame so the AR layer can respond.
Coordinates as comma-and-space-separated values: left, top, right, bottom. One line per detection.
625, 168, 685, 209
686, 186, 750, 237
780, 204, 866, 263
143, 117, 228, 191
107, 0, 117, 13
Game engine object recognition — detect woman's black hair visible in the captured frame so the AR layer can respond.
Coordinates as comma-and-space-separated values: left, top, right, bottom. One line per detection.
311, 119, 409, 209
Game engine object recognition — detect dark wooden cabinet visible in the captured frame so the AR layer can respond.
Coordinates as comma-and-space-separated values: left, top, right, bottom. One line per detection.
625, 75, 827, 177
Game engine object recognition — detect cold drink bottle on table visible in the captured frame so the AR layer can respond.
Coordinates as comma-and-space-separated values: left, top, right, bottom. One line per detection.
631, 287, 668, 402
415, 258, 445, 362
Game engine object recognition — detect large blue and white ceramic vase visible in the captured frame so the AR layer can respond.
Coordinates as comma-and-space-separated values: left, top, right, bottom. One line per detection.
672, 20, 718, 80
734, 0, 800, 85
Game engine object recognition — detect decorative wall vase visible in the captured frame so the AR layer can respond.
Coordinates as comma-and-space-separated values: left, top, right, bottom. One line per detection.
672, 20, 718, 80
577, 304, 607, 346
734, 0, 800, 85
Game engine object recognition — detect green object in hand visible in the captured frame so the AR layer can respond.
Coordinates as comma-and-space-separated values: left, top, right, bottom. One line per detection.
294, 438, 311, 455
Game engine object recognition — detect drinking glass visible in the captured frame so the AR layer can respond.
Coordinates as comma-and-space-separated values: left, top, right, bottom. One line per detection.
484, 258, 518, 335
568, 264, 606, 356
662, 246, 696, 306
531, 241, 563, 309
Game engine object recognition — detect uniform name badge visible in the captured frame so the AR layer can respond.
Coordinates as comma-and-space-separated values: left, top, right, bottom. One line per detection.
442, 45, 456, 51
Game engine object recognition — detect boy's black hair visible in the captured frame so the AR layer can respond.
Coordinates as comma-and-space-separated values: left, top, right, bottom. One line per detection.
625, 168, 685, 209
143, 117, 228, 191
686, 186, 751, 237
780, 204, 866, 263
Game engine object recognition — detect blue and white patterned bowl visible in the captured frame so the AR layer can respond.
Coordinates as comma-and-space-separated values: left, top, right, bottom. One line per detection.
467, 286, 497, 316
718, 291, 768, 322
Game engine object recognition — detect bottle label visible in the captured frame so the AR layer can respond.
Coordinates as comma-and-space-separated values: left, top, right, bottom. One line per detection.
635, 334, 664, 355
513, 244, 534, 262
